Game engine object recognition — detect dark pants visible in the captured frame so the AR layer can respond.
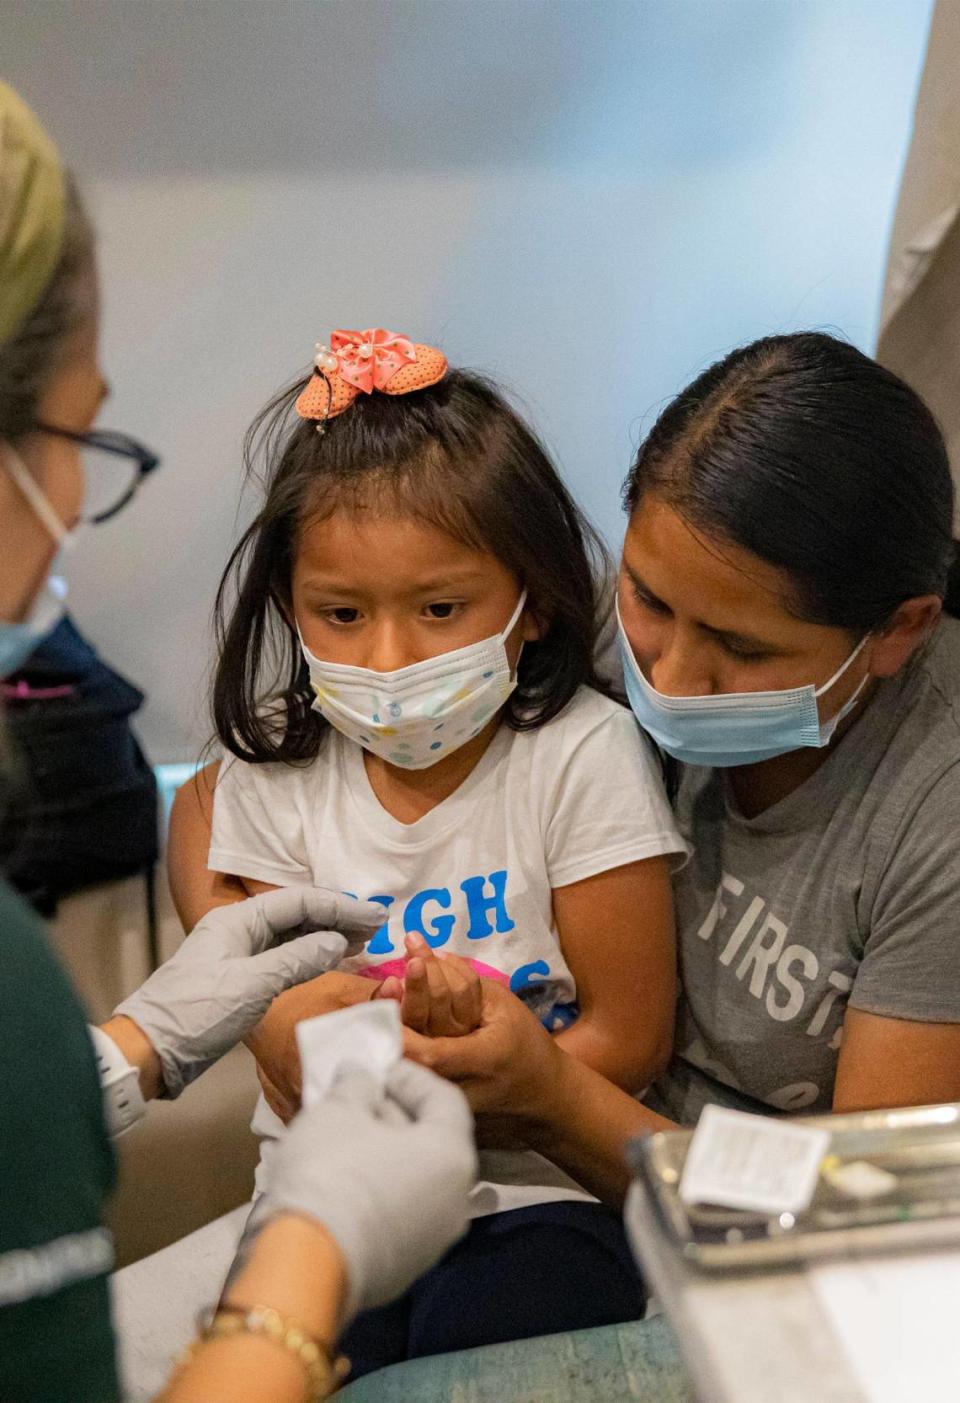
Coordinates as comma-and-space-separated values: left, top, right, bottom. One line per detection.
340, 1200, 647, 1381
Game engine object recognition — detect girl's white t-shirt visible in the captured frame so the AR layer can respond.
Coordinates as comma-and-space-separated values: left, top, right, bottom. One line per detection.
210, 685, 687, 1213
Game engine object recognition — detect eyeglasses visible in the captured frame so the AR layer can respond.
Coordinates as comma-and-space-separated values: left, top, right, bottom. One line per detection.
33, 423, 161, 524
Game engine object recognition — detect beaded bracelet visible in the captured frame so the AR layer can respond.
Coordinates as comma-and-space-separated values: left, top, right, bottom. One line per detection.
165, 1303, 350, 1402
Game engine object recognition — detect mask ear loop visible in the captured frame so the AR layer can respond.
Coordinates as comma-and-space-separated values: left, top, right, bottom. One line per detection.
502, 588, 529, 684
501, 588, 529, 642
813, 633, 870, 699
2, 443, 74, 548
814, 634, 873, 741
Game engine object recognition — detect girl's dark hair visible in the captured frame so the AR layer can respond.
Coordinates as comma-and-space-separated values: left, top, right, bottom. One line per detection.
214, 369, 610, 763
0, 174, 96, 441
623, 332, 960, 629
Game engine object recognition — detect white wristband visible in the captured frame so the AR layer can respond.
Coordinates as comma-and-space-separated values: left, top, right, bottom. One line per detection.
88, 1025, 146, 1138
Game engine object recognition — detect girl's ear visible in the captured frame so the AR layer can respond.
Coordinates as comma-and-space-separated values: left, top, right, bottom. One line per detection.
869, 595, 941, 677
521, 602, 546, 643
276, 587, 296, 633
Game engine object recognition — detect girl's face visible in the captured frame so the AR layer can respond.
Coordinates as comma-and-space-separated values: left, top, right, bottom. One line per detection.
618, 494, 873, 722
292, 509, 537, 671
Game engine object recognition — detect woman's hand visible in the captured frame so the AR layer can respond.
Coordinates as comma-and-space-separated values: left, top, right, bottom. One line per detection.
263, 1059, 477, 1317
247, 970, 382, 1119
407, 977, 677, 1206
110, 888, 384, 1098
403, 976, 569, 1125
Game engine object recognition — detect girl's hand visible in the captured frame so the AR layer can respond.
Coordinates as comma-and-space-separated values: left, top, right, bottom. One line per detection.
391, 934, 484, 1038
257, 1062, 298, 1125
403, 976, 569, 1126
247, 970, 381, 1115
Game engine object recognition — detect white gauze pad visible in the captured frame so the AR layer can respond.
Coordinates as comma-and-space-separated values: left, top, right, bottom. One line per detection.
295, 1000, 403, 1109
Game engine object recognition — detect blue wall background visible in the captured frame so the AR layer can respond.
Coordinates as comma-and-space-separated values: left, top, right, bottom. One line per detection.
4, 0, 935, 755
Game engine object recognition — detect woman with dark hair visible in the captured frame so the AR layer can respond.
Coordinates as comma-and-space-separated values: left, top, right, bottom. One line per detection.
385, 330, 960, 1202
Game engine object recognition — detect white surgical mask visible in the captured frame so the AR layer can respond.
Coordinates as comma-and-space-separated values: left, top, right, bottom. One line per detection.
0, 444, 76, 677
3, 443, 79, 553
299, 591, 527, 769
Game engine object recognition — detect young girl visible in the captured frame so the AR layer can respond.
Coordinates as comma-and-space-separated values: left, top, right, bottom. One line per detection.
197, 327, 687, 1369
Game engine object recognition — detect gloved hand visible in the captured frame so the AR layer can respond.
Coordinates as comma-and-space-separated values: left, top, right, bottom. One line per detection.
113, 887, 384, 1097
263, 1059, 477, 1318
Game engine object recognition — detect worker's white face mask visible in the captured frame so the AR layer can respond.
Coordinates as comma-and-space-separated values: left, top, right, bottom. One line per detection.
299, 592, 527, 769
0, 444, 77, 677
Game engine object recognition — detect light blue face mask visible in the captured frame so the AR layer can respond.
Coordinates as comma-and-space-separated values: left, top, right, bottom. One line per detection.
0, 572, 66, 676
616, 602, 870, 768
0, 574, 67, 678
0, 444, 75, 678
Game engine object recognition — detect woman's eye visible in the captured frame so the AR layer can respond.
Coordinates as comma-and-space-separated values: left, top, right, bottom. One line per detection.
425, 602, 457, 619
722, 638, 772, 662
632, 585, 670, 616
327, 607, 360, 625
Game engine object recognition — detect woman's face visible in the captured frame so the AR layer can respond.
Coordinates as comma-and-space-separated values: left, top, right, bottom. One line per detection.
0, 309, 105, 622
618, 494, 871, 722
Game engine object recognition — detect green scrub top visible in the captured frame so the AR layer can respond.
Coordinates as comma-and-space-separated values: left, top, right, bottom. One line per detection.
0, 877, 119, 1402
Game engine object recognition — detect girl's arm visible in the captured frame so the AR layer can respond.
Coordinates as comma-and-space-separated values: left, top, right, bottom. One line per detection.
168, 761, 249, 928
553, 855, 676, 1092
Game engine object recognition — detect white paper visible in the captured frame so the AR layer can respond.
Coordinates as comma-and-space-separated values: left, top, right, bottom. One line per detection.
809, 1250, 960, 1403
295, 1000, 402, 1108
679, 1104, 830, 1215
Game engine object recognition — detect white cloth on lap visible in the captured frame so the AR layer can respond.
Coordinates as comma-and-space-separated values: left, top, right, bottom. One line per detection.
111, 1206, 246, 1402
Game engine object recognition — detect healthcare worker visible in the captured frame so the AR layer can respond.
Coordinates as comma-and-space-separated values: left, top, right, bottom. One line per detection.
0, 81, 475, 1403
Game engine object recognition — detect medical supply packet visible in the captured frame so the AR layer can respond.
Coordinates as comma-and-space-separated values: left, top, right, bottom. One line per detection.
295, 1000, 402, 1108
628, 1100, 960, 1269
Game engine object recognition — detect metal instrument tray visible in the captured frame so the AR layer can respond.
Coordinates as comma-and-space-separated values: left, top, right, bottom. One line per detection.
627, 1101, 960, 1270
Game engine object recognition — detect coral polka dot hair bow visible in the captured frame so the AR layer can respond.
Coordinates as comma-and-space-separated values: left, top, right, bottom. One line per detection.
296, 327, 448, 425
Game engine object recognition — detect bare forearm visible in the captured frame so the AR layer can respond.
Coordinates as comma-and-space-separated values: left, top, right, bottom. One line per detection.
554, 1016, 670, 1095
99, 1015, 164, 1101
533, 1055, 678, 1207
167, 762, 249, 930
158, 1216, 347, 1402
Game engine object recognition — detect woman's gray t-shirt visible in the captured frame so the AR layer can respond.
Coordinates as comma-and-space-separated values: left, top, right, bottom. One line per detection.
648, 616, 960, 1124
